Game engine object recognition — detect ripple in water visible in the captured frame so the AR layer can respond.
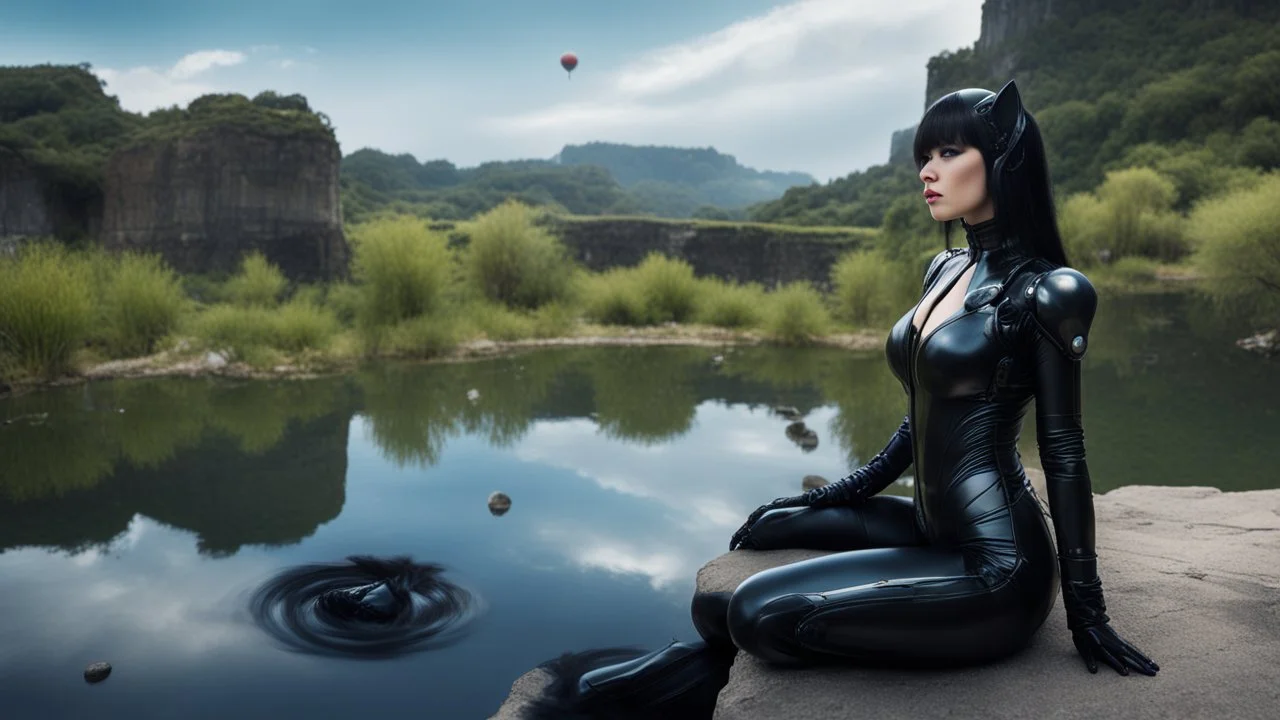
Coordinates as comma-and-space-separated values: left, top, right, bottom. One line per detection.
249, 555, 484, 657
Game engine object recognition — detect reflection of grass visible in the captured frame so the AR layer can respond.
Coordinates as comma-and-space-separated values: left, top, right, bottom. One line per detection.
585, 347, 703, 445
0, 375, 348, 501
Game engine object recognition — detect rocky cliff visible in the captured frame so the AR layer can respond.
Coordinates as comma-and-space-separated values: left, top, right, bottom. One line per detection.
536, 216, 876, 290
0, 149, 58, 254
99, 124, 348, 281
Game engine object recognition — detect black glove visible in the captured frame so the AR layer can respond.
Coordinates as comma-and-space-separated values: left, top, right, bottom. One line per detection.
1061, 560, 1160, 676
728, 494, 808, 551
729, 417, 914, 551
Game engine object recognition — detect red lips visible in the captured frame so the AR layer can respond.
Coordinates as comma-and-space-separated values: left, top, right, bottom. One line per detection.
923, 189, 941, 199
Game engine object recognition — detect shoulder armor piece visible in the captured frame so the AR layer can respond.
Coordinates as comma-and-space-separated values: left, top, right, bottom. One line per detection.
923, 248, 966, 292
1028, 267, 1097, 359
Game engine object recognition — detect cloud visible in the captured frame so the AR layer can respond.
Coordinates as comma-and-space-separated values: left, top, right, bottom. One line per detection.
95, 49, 251, 113
481, 0, 983, 180
168, 49, 246, 79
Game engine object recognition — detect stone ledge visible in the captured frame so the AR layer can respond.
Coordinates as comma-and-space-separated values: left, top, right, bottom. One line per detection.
492, 485, 1280, 719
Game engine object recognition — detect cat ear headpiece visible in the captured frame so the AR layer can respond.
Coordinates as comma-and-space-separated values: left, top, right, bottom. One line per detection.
973, 80, 1027, 171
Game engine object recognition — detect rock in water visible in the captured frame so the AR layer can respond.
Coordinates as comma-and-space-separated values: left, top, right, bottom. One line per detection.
488, 492, 512, 516
84, 662, 111, 683
801, 475, 828, 491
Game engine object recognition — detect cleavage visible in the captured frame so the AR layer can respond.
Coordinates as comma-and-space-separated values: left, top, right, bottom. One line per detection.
914, 261, 977, 344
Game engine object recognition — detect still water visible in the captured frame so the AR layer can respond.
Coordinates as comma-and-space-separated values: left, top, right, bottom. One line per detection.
1, 289, 1276, 718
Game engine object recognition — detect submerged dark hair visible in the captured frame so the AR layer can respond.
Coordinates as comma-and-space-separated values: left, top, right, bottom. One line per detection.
912, 80, 1069, 267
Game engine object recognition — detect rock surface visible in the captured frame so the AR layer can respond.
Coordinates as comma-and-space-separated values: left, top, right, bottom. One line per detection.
99, 125, 348, 282
0, 148, 60, 245
491, 484, 1280, 719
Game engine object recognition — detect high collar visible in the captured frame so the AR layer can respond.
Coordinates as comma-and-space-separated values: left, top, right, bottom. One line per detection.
962, 217, 1006, 252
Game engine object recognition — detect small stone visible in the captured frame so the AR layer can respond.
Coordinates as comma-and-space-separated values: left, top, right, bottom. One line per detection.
84, 661, 112, 683
488, 491, 512, 516
802, 475, 828, 491
772, 406, 801, 421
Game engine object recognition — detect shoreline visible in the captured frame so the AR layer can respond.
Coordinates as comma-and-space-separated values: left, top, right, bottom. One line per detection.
0, 325, 888, 398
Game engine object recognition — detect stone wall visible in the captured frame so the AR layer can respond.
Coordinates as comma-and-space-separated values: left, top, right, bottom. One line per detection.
99, 126, 349, 282
535, 217, 876, 290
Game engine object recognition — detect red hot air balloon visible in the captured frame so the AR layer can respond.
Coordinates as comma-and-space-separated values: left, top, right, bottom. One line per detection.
560, 52, 578, 78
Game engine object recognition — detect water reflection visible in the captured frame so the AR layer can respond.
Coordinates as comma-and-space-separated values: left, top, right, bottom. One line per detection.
0, 288, 1277, 718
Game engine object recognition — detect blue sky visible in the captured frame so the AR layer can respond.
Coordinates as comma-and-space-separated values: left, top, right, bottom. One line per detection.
1, 0, 985, 182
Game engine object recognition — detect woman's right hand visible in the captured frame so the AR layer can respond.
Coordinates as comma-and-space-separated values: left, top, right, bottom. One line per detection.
728, 495, 808, 551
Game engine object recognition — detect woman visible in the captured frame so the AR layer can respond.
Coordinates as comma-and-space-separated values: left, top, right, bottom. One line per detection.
529, 80, 1158, 719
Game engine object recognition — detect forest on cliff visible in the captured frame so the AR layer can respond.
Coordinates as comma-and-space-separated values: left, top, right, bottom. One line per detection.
747, 0, 1280, 228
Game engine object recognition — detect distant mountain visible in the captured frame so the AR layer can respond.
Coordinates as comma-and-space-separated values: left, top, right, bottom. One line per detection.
553, 142, 816, 209
339, 143, 818, 224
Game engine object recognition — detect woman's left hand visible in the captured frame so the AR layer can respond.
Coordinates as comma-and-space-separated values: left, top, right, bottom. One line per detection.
1071, 623, 1159, 676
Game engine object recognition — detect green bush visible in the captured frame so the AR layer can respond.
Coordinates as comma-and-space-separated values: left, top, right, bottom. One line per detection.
459, 200, 576, 310
529, 301, 579, 338
224, 252, 287, 307
188, 296, 340, 364
633, 253, 701, 323
385, 314, 464, 359
1059, 167, 1189, 265
271, 297, 341, 353
830, 249, 913, 328
187, 305, 279, 364
464, 301, 537, 341
761, 282, 831, 344
95, 251, 187, 357
0, 242, 95, 379
1188, 173, 1280, 323
349, 214, 455, 328
580, 268, 649, 326
694, 277, 765, 328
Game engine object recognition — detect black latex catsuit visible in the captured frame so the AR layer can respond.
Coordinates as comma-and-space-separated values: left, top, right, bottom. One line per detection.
715, 217, 1088, 666
530, 84, 1155, 720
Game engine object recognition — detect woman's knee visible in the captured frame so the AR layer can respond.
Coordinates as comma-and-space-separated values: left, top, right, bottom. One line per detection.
725, 572, 819, 665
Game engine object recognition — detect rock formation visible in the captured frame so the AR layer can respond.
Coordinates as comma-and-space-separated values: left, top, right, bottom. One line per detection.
0, 149, 57, 252
99, 124, 348, 282
534, 216, 874, 291
491, 482, 1280, 719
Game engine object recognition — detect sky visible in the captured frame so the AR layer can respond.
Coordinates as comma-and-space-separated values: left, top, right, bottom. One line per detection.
0, 0, 986, 182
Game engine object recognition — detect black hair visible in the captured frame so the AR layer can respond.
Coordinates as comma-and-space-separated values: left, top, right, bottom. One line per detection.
912, 83, 1069, 268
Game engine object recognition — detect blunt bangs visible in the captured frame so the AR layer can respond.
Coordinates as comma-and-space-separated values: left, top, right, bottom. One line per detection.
912, 94, 989, 169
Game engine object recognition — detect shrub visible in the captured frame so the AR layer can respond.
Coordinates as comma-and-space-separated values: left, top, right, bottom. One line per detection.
385, 315, 464, 359
632, 253, 702, 323
187, 298, 340, 364
695, 277, 765, 328
1060, 167, 1190, 264
0, 242, 94, 378
95, 251, 187, 357
761, 282, 831, 344
830, 249, 912, 328
224, 251, 287, 307
187, 305, 279, 364
1188, 173, 1280, 323
464, 301, 536, 341
460, 200, 576, 310
349, 214, 455, 327
580, 268, 649, 326
271, 297, 341, 353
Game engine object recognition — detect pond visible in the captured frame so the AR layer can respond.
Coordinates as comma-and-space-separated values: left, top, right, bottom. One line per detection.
1, 289, 1276, 718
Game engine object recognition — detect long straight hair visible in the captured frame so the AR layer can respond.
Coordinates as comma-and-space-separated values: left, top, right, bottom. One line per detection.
912, 87, 1069, 268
